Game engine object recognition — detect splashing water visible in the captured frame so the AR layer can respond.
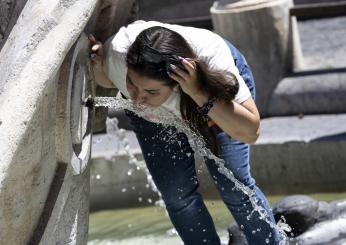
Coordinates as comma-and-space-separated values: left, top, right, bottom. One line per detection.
94, 96, 291, 244
105, 116, 166, 209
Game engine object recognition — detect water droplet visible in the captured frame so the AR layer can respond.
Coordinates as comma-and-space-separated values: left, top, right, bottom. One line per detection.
166, 228, 178, 236
240, 225, 244, 230
96, 174, 101, 180
147, 198, 152, 203
138, 197, 143, 202
128, 224, 132, 228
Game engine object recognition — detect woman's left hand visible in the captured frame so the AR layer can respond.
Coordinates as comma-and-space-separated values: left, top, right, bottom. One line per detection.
167, 58, 201, 96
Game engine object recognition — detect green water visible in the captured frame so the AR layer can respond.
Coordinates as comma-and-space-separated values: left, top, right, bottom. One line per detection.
88, 192, 346, 245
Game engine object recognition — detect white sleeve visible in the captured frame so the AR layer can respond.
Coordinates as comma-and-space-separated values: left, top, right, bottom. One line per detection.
102, 34, 129, 97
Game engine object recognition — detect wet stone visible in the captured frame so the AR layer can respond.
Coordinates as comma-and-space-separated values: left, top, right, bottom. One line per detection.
227, 195, 346, 245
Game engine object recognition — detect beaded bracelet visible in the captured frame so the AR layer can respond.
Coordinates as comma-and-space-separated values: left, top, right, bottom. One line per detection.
197, 96, 217, 120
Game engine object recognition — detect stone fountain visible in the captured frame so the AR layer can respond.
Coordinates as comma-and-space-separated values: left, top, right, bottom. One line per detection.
0, 0, 136, 244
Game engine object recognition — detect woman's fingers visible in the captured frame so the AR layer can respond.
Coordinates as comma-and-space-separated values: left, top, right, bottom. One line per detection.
85, 33, 104, 68
180, 58, 196, 76
91, 43, 101, 52
167, 70, 184, 84
169, 64, 189, 81
86, 32, 103, 55
86, 32, 97, 44
168, 58, 198, 83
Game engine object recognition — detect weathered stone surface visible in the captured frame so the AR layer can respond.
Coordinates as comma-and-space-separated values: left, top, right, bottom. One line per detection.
56, 34, 95, 176
272, 195, 331, 236
0, 0, 141, 241
211, 0, 302, 116
0, 0, 98, 244
36, 164, 90, 245
0, 0, 29, 51
297, 16, 346, 71
292, 216, 346, 245
267, 71, 346, 116
251, 114, 346, 194
86, 0, 137, 43
137, 0, 214, 22
274, 196, 346, 244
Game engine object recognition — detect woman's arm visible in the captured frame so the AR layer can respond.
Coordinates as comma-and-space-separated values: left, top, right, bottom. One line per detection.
169, 58, 260, 144
93, 63, 116, 88
191, 91, 260, 144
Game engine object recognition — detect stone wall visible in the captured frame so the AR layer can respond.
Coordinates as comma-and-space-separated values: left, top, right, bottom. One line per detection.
0, 0, 135, 244
0, 0, 29, 51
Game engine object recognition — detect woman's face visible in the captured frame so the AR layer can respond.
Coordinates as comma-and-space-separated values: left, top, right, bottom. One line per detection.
126, 69, 174, 107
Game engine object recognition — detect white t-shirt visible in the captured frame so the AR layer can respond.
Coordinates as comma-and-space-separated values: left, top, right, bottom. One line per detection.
103, 20, 251, 118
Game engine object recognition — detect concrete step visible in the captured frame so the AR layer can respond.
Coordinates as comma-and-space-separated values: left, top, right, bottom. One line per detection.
296, 16, 346, 71
252, 113, 346, 194
267, 70, 346, 116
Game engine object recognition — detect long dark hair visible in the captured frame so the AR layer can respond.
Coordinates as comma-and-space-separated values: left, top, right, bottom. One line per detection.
126, 26, 239, 155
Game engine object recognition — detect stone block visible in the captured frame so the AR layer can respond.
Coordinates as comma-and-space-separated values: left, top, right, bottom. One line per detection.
210, 0, 299, 115
267, 71, 346, 116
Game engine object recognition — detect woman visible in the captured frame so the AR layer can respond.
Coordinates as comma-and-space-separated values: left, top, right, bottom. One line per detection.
89, 20, 281, 245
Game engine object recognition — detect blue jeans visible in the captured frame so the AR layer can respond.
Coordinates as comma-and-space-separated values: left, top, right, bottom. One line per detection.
125, 41, 281, 245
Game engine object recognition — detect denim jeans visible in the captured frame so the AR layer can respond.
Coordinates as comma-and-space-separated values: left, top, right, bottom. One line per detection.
124, 41, 281, 245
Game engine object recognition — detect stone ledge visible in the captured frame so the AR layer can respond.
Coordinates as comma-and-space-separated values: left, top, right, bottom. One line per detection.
267, 72, 346, 116
258, 113, 346, 143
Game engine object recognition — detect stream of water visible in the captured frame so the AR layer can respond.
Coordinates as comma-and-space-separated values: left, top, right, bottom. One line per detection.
93, 96, 292, 244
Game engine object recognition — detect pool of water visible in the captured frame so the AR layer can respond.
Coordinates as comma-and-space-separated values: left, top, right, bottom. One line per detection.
88, 192, 346, 244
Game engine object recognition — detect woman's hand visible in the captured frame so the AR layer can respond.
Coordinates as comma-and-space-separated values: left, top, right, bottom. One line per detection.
168, 58, 202, 97
87, 33, 104, 69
